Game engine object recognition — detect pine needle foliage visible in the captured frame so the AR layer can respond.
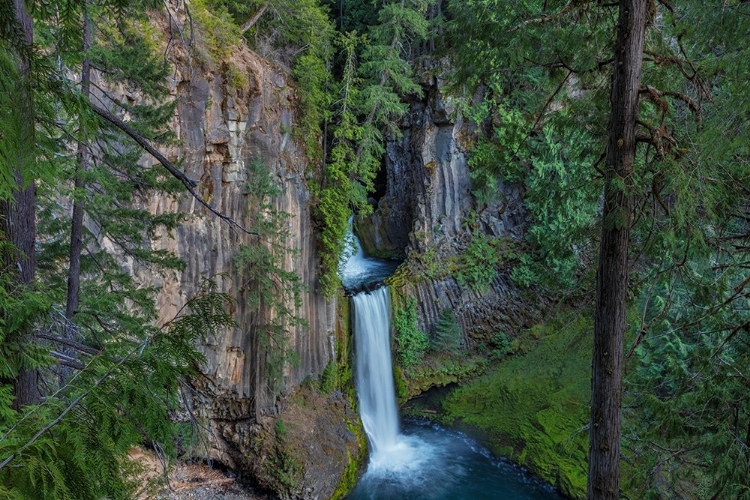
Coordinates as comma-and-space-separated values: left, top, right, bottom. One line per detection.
393, 298, 428, 369
0, 1, 238, 498
317, 0, 436, 294
432, 308, 462, 354
0, 280, 235, 500
235, 158, 306, 396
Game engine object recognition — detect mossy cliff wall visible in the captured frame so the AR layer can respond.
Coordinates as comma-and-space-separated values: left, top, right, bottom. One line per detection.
118, 7, 364, 498
361, 73, 546, 348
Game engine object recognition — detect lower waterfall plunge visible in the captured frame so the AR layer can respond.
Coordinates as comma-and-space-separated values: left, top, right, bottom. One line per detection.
342, 223, 564, 499
352, 288, 399, 457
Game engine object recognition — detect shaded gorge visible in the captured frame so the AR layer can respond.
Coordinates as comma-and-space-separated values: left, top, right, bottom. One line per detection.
340, 222, 565, 499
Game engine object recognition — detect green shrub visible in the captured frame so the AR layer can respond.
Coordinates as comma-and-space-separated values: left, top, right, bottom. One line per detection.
455, 231, 503, 292
432, 308, 463, 353
274, 419, 286, 439
319, 360, 337, 394
393, 298, 428, 369
489, 331, 512, 359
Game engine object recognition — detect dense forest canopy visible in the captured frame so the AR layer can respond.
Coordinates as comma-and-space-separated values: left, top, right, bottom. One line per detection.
0, 0, 748, 498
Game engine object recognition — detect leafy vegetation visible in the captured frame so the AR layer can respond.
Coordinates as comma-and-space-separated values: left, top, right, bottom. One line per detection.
392, 297, 429, 369
0, 281, 234, 499
454, 231, 506, 292
235, 158, 306, 396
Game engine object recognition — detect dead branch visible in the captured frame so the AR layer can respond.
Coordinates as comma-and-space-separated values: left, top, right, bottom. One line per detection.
91, 103, 258, 236
241, 5, 268, 34
50, 351, 86, 371
37, 333, 100, 356
636, 119, 677, 158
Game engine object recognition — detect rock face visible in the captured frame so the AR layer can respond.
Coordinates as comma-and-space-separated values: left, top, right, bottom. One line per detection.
147, 48, 334, 412
125, 19, 360, 498
361, 73, 543, 344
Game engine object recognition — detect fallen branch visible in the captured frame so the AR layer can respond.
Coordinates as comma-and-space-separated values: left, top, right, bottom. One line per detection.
91, 103, 257, 236
241, 4, 268, 34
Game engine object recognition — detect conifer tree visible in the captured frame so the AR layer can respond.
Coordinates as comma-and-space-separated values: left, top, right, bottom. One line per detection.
0, 1, 242, 497
1, 0, 40, 410
318, 0, 435, 293
445, 0, 749, 496
588, 2, 648, 497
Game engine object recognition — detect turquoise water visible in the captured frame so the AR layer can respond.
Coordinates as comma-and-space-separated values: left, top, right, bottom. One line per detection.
347, 419, 565, 500
343, 222, 564, 500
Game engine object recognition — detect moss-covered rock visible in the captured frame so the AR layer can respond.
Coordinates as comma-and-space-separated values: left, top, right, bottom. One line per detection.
240, 387, 362, 500
439, 312, 593, 499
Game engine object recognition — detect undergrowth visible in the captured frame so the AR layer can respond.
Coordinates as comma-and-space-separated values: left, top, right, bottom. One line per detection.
441, 311, 593, 499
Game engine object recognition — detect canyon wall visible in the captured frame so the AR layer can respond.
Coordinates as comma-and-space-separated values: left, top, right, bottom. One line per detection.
360, 71, 545, 346
118, 18, 361, 498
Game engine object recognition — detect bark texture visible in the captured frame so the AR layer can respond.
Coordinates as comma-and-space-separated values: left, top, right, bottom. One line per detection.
0, 0, 38, 410
65, 3, 91, 321
587, 1, 648, 498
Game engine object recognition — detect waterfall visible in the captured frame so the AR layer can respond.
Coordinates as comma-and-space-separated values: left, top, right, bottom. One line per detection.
352, 288, 399, 456
342, 223, 564, 500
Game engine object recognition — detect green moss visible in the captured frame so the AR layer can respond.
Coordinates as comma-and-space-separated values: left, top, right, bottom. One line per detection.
331, 417, 368, 500
330, 449, 360, 500
407, 354, 488, 397
442, 312, 593, 499
393, 364, 409, 404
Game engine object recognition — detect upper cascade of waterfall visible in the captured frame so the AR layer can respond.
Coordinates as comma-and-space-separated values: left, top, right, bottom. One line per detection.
339, 216, 398, 293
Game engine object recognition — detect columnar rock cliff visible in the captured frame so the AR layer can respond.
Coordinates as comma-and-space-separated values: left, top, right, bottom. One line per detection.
360, 73, 544, 346
118, 15, 361, 497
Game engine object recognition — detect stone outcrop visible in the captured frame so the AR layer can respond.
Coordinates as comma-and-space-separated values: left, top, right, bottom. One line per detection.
121, 12, 360, 498
361, 70, 543, 345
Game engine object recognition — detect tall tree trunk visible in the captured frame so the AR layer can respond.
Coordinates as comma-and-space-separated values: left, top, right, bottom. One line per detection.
65, 3, 91, 322
1, 0, 39, 409
587, 1, 648, 498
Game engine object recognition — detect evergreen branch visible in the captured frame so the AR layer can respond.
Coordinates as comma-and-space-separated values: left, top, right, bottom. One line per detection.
529, 69, 572, 135
90, 103, 258, 236
640, 84, 700, 116
0, 347, 133, 471
515, 0, 593, 30
37, 334, 100, 356
0, 283, 230, 471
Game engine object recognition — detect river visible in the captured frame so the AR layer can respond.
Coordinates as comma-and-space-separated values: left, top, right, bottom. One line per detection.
341, 221, 565, 500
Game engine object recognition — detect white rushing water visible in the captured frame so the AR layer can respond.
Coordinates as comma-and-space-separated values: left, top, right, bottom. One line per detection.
352, 288, 400, 457
345, 223, 563, 500
344, 219, 429, 473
